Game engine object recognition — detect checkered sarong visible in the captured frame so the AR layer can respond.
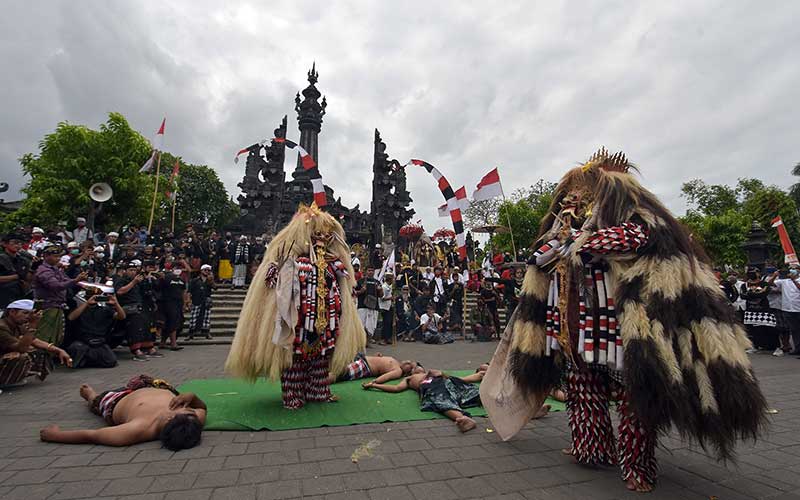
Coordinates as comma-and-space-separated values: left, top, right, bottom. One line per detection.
340, 353, 372, 381
189, 301, 211, 332
744, 311, 776, 328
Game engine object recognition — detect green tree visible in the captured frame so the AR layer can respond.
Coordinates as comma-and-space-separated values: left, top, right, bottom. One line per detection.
1, 113, 162, 231
790, 162, 800, 208
490, 180, 556, 253
156, 153, 239, 231
680, 177, 799, 266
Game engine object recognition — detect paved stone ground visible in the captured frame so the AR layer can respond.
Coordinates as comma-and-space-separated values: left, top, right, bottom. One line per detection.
1, 342, 799, 500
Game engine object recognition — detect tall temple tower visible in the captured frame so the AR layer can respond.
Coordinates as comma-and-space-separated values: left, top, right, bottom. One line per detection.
293, 63, 326, 180
234, 65, 412, 243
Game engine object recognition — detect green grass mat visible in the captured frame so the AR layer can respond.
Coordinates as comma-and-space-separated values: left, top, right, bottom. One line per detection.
178, 370, 565, 431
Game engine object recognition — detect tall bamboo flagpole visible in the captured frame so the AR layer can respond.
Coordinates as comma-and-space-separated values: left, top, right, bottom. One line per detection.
147, 151, 162, 233
170, 192, 177, 233
501, 194, 518, 260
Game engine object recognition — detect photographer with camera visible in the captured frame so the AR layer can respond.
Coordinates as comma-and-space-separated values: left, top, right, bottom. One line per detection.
114, 261, 161, 361
65, 286, 126, 368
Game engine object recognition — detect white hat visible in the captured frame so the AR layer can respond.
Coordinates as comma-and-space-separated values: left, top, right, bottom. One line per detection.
67, 242, 79, 249
76, 217, 86, 223
201, 264, 212, 271
7, 299, 34, 311
375, 244, 381, 248
93, 246, 105, 253
129, 259, 142, 267
32, 227, 44, 234
107, 232, 119, 238
59, 255, 71, 266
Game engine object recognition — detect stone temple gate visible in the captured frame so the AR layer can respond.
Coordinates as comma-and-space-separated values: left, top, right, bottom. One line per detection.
236, 65, 414, 244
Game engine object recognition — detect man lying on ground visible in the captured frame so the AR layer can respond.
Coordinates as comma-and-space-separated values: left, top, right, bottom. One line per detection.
330, 352, 423, 384
364, 369, 484, 432
39, 374, 206, 450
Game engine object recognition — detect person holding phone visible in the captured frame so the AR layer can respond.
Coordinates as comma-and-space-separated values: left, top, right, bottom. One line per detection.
0, 299, 72, 386
32, 244, 88, 346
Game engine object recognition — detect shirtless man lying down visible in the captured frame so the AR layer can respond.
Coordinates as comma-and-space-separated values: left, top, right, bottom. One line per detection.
39, 374, 206, 450
331, 352, 423, 384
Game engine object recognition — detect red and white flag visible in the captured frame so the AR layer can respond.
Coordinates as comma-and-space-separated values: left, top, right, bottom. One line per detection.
310, 178, 327, 207
139, 118, 166, 172
472, 168, 504, 201
455, 185, 470, 211
771, 216, 799, 265
275, 138, 316, 170
165, 159, 181, 201
437, 203, 449, 218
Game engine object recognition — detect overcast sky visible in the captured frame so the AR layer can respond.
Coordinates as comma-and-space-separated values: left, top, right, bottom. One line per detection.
2, 1, 798, 232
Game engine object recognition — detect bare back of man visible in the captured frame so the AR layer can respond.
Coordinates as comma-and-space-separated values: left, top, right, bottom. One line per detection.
40, 381, 206, 449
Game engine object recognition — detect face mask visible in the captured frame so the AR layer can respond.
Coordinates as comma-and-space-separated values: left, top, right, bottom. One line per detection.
70, 249, 80, 255
790, 270, 799, 277
96, 253, 105, 259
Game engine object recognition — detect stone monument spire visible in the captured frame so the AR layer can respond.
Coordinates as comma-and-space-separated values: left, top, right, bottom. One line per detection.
293, 62, 327, 180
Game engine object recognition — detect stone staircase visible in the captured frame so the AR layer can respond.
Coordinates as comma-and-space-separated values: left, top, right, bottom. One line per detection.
182, 287, 246, 345
180, 287, 512, 345
462, 291, 509, 338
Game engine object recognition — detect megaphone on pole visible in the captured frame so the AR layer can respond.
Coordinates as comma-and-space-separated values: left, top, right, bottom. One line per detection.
89, 182, 113, 203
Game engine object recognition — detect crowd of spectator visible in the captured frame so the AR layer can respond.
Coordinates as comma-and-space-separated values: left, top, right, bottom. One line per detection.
0, 220, 267, 388
719, 263, 800, 357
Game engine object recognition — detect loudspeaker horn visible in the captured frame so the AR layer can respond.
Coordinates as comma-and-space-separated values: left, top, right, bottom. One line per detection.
89, 182, 113, 203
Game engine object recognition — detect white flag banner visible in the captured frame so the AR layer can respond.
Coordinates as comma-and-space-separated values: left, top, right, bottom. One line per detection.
377, 250, 395, 281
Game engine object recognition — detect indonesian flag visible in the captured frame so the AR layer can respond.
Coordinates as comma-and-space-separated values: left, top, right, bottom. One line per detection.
139, 118, 166, 172
437, 203, 449, 218
310, 177, 327, 207
472, 168, 504, 201
455, 185, 470, 211
275, 138, 316, 170
153, 118, 165, 150
771, 216, 799, 265
165, 159, 180, 201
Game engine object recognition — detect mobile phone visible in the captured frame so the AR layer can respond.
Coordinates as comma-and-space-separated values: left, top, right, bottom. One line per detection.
95, 295, 109, 303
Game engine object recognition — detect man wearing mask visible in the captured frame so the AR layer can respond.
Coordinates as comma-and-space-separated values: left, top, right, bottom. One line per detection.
396, 285, 418, 341
72, 218, 93, 246
29, 227, 48, 258
66, 286, 126, 368
115, 261, 161, 361
431, 266, 447, 315
0, 234, 31, 309
33, 245, 87, 345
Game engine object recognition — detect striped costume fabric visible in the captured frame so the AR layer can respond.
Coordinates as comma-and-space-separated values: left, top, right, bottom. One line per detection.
409, 159, 467, 259
189, 302, 212, 333
0, 350, 54, 384
280, 357, 333, 409
566, 370, 658, 485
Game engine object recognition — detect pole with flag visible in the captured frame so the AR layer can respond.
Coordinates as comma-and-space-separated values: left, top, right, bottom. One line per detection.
771, 216, 799, 266
146, 118, 166, 233
473, 168, 517, 259
166, 159, 181, 233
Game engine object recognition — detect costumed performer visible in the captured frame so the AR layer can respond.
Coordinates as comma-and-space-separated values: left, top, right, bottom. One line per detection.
225, 204, 365, 409
480, 148, 768, 492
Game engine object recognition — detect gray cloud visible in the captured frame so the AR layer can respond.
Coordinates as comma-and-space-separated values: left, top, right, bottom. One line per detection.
2, 1, 798, 239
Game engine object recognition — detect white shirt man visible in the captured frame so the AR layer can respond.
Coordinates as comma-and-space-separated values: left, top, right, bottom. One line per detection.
422, 268, 434, 282
420, 310, 442, 334
105, 232, 120, 262
72, 218, 93, 246
378, 280, 393, 311
772, 270, 800, 354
